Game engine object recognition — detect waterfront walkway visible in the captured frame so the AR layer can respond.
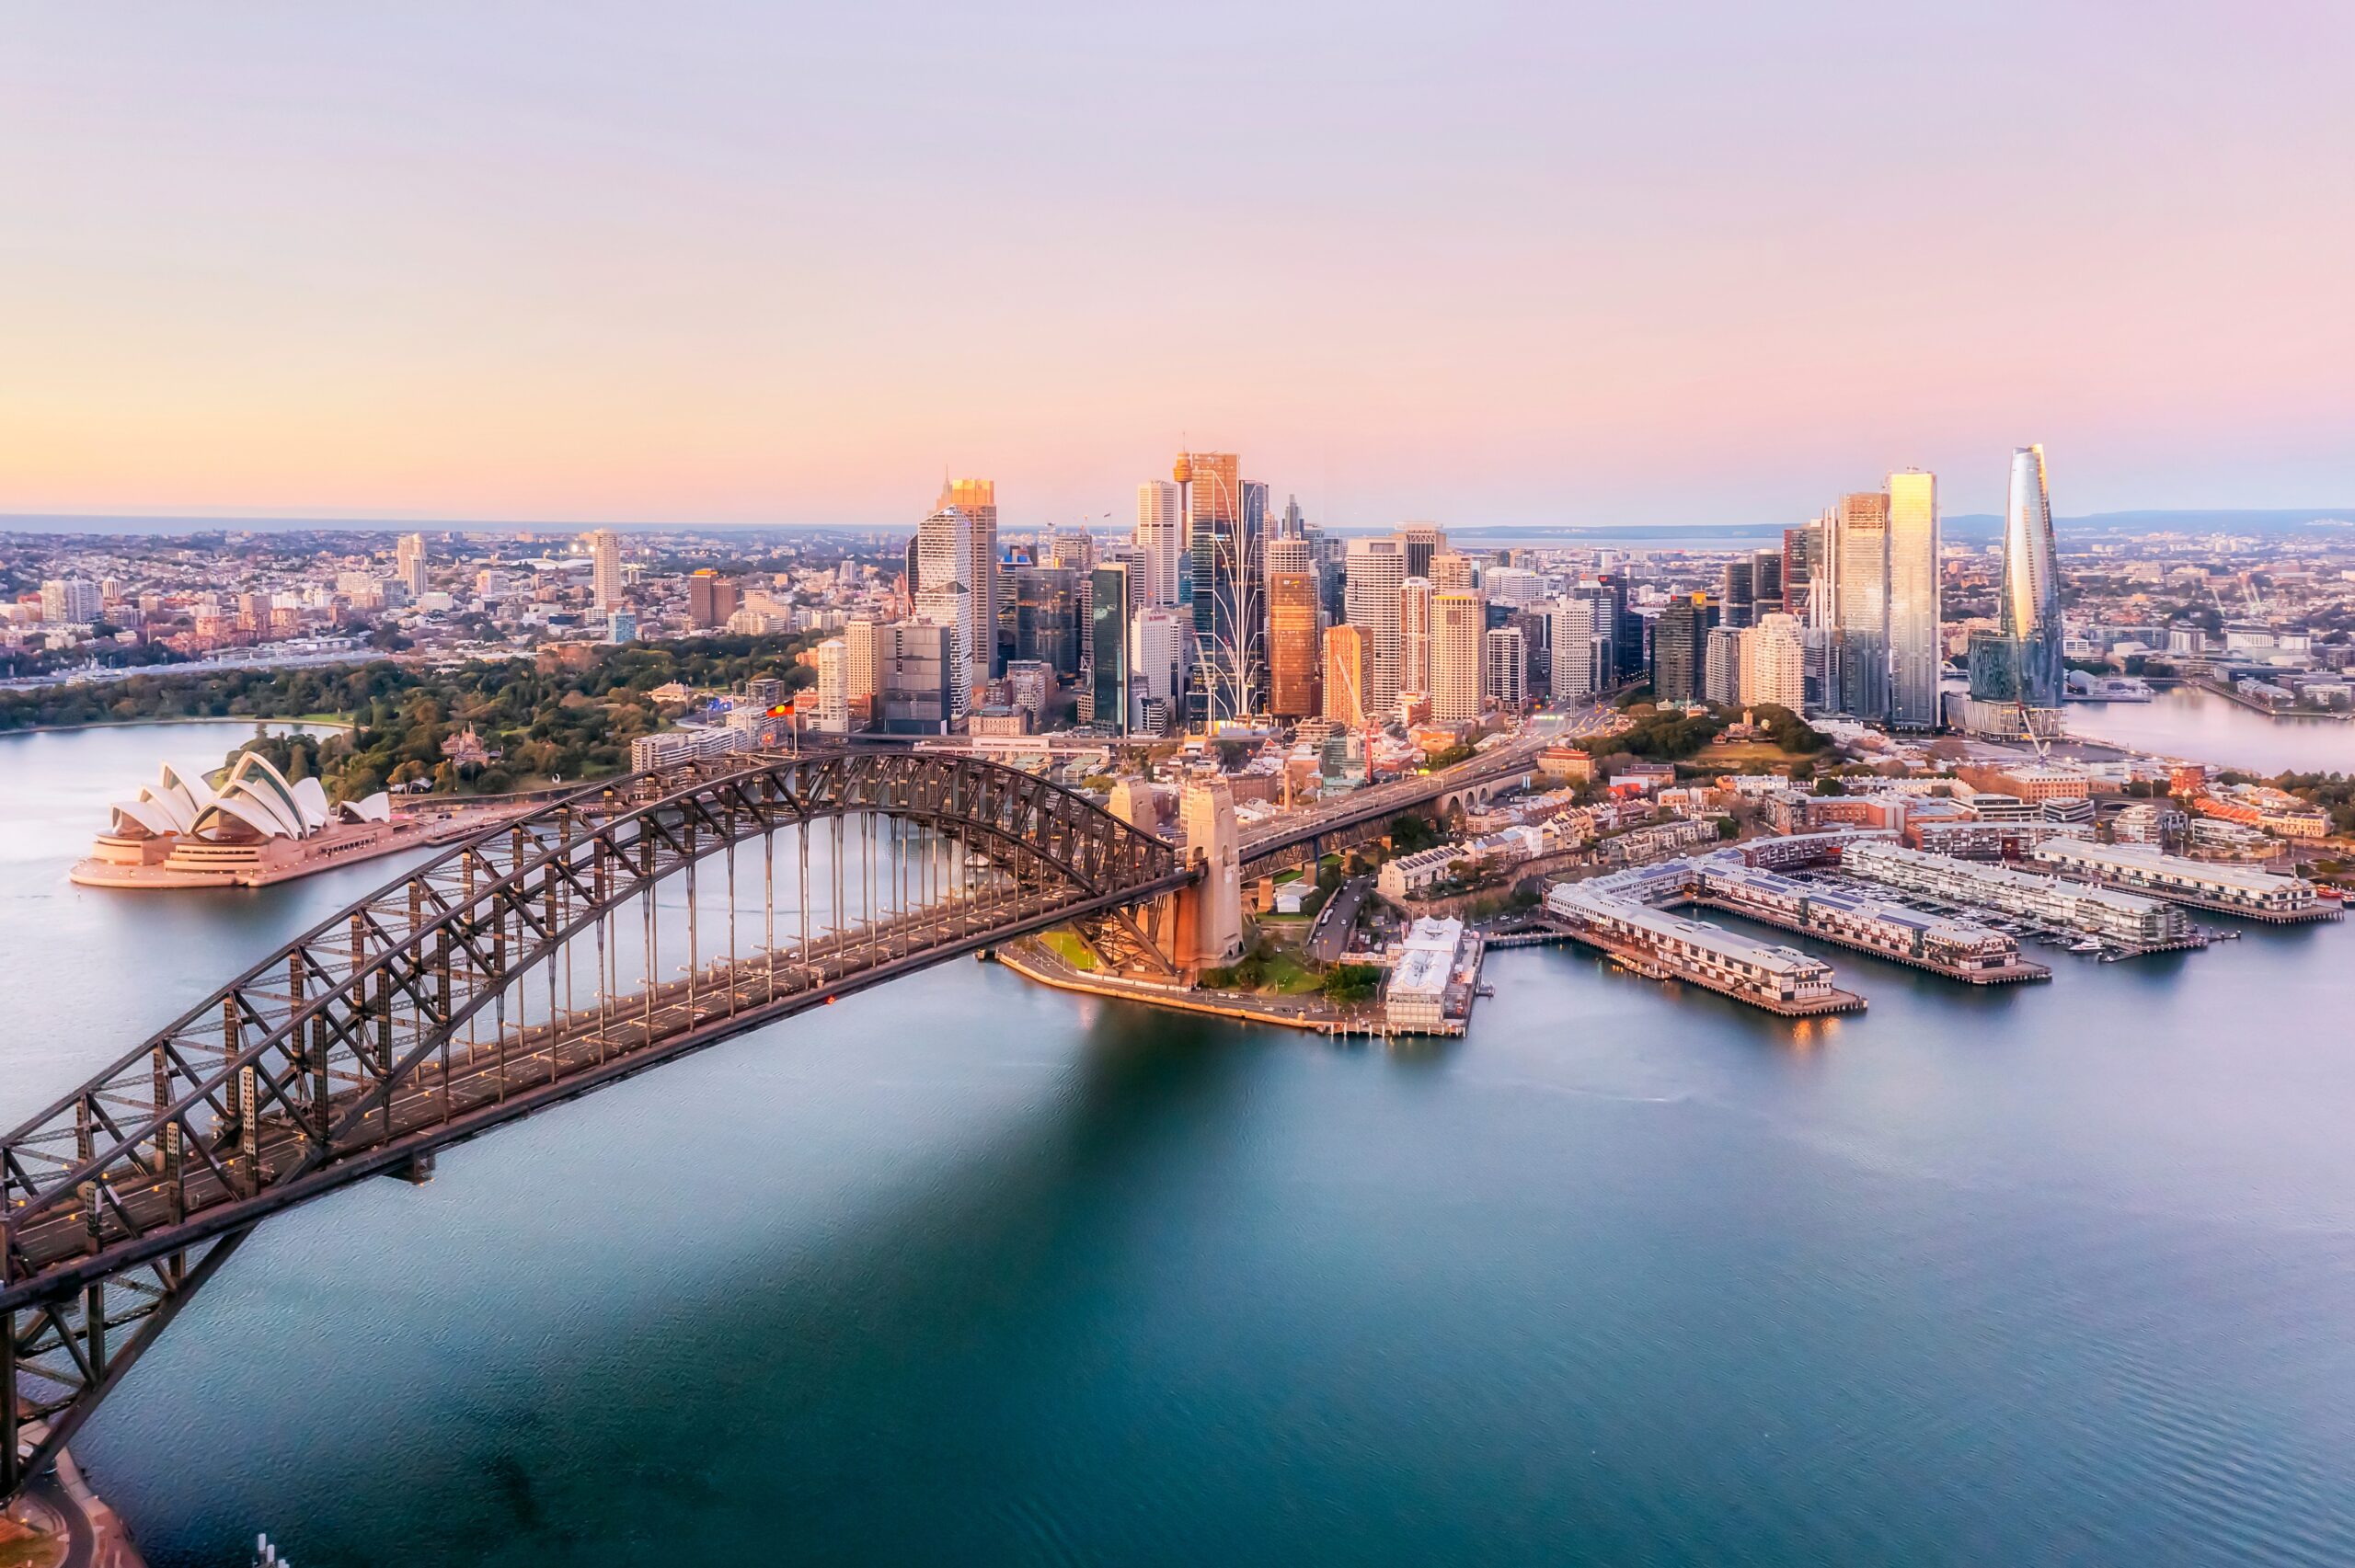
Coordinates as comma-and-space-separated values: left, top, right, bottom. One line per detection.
994, 939, 1369, 1035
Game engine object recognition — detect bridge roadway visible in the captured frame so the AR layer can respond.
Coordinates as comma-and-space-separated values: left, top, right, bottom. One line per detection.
1238, 733, 1553, 864
6, 872, 1180, 1295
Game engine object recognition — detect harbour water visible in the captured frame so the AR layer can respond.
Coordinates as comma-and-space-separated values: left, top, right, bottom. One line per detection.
10, 724, 2355, 1565
2073, 684, 2355, 775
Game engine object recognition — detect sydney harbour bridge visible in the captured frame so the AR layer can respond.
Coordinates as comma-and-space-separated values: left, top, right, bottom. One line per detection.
0, 742, 1534, 1497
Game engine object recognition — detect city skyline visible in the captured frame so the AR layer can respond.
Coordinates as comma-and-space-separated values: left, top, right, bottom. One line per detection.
6, 6, 2353, 528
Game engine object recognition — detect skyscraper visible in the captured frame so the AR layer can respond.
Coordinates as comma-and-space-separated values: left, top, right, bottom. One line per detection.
1752, 548, 1783, 616
396, 532, 428, 600
1651, 594, 1707, 704
1050, 530, 1095, 574
2000, 444, 2064, 711
1266, 538, 1320, 721
1134, 480, 1183, 607
1430, 589, 1485, 724
1400, 577, 1434, 698
1179, 451, 1260, 722
1721, 559, 1754, 629
1704, 626, 1742, 704
844, 617, 881, 707
1741, 612, 1808, 710
814, 638, 851, 733
1831, 490, 1890, 720
1782, 524, 1819, 624
1089, 562, 1130, 735
939, 478, 1000, 680
1398, 522, 1446, 580
585, 529, 623, 612
1429, 551, 1475, 591
877, 622, 954, 734
916, 505, 979, 719
1130, 607, 1188, 734
1482, 625, 1527, 711
1886, 469, 1940, 728
1548, 596, 1612, 701
686, 570, 737, 628
1323, 624, 1368, 728
1343, 537, 1407, 719
1592, 571, 1640, 681
1011, 567, 1081, 678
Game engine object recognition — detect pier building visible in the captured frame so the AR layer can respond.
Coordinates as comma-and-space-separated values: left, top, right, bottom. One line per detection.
2028, 840, 2338, 922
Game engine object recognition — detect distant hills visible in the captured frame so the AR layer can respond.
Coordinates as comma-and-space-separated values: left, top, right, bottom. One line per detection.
7, 508, 2355, 546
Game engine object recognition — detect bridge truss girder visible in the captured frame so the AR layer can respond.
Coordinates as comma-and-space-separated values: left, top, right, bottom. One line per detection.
2, 748, 1188, 1496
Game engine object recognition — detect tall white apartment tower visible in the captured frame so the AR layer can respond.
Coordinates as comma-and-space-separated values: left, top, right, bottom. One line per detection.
395, 532, 428, 600
585, 530, 624, 612
1343, 537, 1407, 719
916, 505, 979, 719
1886, 470, 1940, 728
1430, 589, 1485, 725
938, 478, 999, 680
814, 638, 851, 733
1400, 578, 1435, 699
1134, 480, 1184, 608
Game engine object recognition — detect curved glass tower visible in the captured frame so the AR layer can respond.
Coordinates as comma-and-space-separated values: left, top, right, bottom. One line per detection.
2000, 445, 2064, 709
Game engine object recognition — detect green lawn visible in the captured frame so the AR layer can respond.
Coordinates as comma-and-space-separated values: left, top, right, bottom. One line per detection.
1259, 952, 1325, 995
1040, 929, 1098, 971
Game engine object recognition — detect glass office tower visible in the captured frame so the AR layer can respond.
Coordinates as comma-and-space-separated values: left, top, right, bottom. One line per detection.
1886, 470, 1940, 728
2002, 445, 2064, 710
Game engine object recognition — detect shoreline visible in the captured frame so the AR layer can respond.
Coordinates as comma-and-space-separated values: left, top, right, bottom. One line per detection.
0, 714, 353, 738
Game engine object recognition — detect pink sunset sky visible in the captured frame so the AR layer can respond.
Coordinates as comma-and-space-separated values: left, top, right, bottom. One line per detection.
4, 2, 2350, 530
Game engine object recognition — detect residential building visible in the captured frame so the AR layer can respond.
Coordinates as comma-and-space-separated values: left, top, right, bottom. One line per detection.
917, 504, 980, 717
1401, 577, 1434, 698
1740, 612, 1808, 709
1430, 589, 1485, 724
686, 570, 737, 629
939, 477, 1000, 680
395, 533, 428, 601
844, 618, 881, 704
813, 638, 851, 732
585, 530, 623, 612
40, 578, 101, 624
1483, 625, 1528, 710
1703, 625, 1741, 704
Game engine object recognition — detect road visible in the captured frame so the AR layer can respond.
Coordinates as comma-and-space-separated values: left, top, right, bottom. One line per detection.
6, 875, 1175, 1294
1240, 703, 1626, 857
1306, 876, 1373, 963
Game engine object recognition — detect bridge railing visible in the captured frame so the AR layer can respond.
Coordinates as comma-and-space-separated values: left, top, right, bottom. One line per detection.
5, 749, 1188, 1491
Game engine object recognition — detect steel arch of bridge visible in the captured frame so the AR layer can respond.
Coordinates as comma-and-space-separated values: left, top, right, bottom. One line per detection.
1, 748, 1191, 1494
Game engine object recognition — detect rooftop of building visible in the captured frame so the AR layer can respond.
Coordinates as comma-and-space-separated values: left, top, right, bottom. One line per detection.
2032, 838, 2305, 892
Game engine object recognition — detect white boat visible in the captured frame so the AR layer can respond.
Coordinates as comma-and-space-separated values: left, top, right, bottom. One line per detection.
2068, 938, 2104, 953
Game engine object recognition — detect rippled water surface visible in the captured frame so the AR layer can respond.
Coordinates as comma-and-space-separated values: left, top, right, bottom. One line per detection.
9, 724, 2355, 1566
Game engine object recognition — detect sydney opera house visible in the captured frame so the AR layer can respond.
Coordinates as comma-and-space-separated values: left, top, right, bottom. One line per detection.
72, 751, 420, 889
